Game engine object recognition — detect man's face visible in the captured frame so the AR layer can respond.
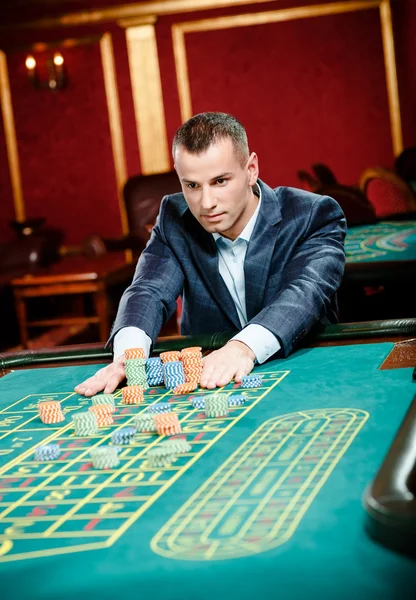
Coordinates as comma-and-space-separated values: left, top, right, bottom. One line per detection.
174, 138, 259, 240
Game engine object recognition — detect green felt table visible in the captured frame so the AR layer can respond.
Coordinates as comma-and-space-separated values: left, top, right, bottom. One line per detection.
345, 220, 416, 264
0, 341, 415, 600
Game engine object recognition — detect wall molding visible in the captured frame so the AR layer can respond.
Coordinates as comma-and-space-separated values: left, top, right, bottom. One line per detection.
0, 34, 129, 234
7, 0, 279, 30
0, 50, 25, 222
172, 0, 403, 155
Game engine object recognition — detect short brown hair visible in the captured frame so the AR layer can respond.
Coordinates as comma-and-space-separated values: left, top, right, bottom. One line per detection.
172, 112, 249, 166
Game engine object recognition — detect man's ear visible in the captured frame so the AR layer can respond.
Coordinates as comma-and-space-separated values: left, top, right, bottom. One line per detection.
247, 152, 259, 186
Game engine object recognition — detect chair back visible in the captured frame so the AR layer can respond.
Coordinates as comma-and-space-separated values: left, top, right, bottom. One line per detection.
359, 167, 416, 219
123, 171, 182, 244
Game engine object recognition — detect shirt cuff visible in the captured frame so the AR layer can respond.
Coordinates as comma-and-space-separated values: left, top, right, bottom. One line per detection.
113, 327, 152, 360
231, 324, 281, 364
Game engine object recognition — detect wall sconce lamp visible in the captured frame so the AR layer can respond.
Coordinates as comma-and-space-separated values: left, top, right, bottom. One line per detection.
25, 52, 66, 90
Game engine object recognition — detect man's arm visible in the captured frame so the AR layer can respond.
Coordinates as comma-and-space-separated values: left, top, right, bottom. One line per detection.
75, 200, 185, 396
200, 195, 346, 387
248, 194, 346, 356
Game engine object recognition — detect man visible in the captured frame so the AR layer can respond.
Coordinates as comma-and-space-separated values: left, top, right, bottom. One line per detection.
75, 112, 346, 397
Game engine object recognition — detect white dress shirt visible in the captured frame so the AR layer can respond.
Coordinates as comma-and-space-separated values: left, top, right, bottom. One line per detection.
113, 185, 281, 363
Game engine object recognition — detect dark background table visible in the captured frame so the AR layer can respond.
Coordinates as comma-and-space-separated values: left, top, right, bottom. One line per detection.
341, 219, 416, 321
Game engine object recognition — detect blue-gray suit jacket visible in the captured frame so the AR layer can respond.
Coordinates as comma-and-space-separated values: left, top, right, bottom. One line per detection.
109, 180, 346, 357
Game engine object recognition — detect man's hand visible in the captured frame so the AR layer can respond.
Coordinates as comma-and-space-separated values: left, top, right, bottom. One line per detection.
74, 355, 126, 397
199, 340, 255, 389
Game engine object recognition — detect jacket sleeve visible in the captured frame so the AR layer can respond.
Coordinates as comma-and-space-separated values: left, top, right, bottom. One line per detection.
248, 195, 346, 356
106, 197, 185, 348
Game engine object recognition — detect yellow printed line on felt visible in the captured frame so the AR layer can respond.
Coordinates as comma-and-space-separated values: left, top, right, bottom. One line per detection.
0, 389, 174, 521
106, 372, 289, 547
198, 419, 330, 544
42, 386, 185, 535
161, 414, 321, 551
151, 409, 369, 560
0, 371, 289, 561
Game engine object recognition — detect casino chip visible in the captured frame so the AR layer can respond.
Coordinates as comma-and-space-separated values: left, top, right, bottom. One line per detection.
122, 385, 144, 404
147, 402, 171, 414
190, 397, 205, 410
72, 411, 98, 436
160, 437, 191, 454
173, 381, 198, 395
34, 444, 61, 461
146, 446, 176, 467
204, 393, 229, 417
125, 347, 146, 359
146, 357, 164, 386
125, 357, 148, 388
163, 361, 186, 390
154, 412, 181, 436
240, 375, 263, 388
91, 393, 115, 408
134, 413, 157, 432
38, 400, 65, 424
88, 404, 114, 426
159, 351, 181, 364
180, 347, 202, 385
90, 446, 120, 469
111, 426, 137, 445
228, 393, 247, 406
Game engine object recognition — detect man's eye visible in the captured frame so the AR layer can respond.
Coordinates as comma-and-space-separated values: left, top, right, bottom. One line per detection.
186, 182, 197, 189
215, 178, 227, 185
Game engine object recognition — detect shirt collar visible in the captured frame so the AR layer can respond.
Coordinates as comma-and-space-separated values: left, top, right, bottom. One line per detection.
213, 182, 261, 245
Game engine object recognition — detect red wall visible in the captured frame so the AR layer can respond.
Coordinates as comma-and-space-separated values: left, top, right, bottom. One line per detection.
0, 0, 415, 245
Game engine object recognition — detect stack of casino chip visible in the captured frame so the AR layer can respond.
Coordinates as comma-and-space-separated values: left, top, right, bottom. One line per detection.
204, 393, 229, 418
90, 446, 120, 470
134, 413, 156, 432
163, 361, 186, 390
125, 357, 148, 389
154, 412, 182, 436
228, 393, 247, 406
91, 393, 115, 408
125, 347, 146, 360
88, 404, 114, 426
146, 357, 164, 386
34, 443, 61, 461
159, 351, 181, 364
72, 411, 98, 436
240, 374, 263, 388
160, 437, 192, 454
146, 446, 176, 468
147, 402, 171, 414
180, 347, 202, 385
111, 426, 137, 445
173, 381, 198, 394
122, 385, 144, 404
189, 396, 206, 410
38, 400, 65, 424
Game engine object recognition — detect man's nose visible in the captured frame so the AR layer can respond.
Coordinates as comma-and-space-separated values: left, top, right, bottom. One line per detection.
200, 186, 217, 210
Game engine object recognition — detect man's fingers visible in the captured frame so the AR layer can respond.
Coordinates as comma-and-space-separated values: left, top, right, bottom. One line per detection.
234, 360, 254, 383
104, 369, 125, 394
75, 361, 125, 397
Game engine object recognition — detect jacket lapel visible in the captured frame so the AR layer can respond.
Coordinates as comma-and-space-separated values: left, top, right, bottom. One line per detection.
184, 211, 241, 329
244, 181, 282, 321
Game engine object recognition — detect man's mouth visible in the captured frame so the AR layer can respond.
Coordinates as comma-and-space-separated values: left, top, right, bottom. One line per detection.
202, 213, 224, 222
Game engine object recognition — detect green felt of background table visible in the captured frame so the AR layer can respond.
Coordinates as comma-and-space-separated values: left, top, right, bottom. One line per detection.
1, 342, 415, 600
345, 220, 416, 262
